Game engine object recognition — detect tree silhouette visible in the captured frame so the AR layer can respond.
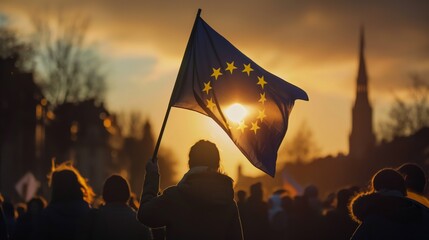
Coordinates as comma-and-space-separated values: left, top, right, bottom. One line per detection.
31, 13, 105, 106
119, 117, 177, 195
378, 75, 429, 140
281, 121, 320, 163
0, 26, 46, 196
0, 26, 32, 70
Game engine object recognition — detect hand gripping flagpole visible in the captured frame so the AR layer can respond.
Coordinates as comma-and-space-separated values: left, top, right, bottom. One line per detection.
151, 9, 202, 163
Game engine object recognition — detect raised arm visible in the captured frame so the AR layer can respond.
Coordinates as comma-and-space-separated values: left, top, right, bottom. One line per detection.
137, 160, 168, 227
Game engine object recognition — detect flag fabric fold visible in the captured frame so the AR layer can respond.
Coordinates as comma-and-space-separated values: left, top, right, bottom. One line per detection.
170, 15, 308, 176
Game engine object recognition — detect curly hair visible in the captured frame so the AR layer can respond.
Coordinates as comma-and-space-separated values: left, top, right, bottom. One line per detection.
48, 161, 95, 204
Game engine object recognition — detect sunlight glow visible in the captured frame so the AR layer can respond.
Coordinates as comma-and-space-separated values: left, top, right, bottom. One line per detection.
225, 103, 248, 123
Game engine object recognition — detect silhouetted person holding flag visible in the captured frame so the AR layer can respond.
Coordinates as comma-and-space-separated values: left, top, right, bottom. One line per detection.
138, 140, 243, 240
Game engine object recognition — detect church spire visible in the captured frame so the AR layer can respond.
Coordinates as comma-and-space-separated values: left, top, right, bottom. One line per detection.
349, 26, 375, 159
357, 26, 368, 95
360, 26, 365, 55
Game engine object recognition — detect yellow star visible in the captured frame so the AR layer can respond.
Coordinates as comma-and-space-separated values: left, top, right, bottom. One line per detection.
257, 76, 267, 89
202, 81, 212, 95
258, 92, 267, 104
250, 121, 260, 134
206, 98, 216, 112
225, 61, 237, 74
237, 121, 248, 133
211, 68, 223, 80
257, 109, 266, 122
242, 63, 254, 76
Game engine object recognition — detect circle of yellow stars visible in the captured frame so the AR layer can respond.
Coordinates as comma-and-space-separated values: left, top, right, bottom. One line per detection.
202, 61, 268, 134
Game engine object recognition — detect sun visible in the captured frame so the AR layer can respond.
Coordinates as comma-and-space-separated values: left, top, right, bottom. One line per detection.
225, 103, 248, 123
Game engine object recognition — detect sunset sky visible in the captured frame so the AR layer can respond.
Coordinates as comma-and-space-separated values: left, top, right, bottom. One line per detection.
1, 0, 428, 180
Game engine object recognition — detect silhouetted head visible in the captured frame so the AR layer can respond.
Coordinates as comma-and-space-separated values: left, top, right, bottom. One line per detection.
49, 162, 94, 204
397, 163, 427, 194
337, 188, 353, 210
293, 196, 309, 212
103, 175, 130, 204
304, 185, 319, 199
188, 140, 220, 171
237, 190, 246, 202
2, 201, 15, 219
281, 196, 293, 212
27, 197, 46, 215
371, 168, 406, 196
250, 182, 263, 200
16, 203, 26, 217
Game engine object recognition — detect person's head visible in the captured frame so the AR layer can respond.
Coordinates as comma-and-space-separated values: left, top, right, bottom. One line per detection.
371, 168, 406, 196
102, 175, 130, 204
250, 182, 263, 200
304, 185, 319, 199
27, 197, 46, 215
397, 163, 427, 194
268, 194, 283, 210
16, 203, 26, 217
2, 201, 15, 219
236, 190, 246, 202
48, 161, 94, 204
336, 188, 353, 210
281, 196, 293, 212
188, 140, 220, 171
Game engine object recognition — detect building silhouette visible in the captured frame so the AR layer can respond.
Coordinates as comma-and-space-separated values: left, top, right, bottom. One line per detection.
0, 53, 47, 199
349, 27, 376, 160
119, 120, 177, 195
46, 100, 114, 194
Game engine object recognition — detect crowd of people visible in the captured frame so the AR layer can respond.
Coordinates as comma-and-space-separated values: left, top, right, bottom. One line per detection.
237, 165, 429, 240
1, 140, 429, 239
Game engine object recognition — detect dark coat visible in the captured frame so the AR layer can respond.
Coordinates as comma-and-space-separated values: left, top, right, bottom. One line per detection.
350, 192, 429, 240
34, 199, 90, 240
0, 206, 8, 240
78, 203, 152, 240
12, 211, 43, 240
324, 207, 358, 240
138, 169, 243, 240
242, 197, 270, 240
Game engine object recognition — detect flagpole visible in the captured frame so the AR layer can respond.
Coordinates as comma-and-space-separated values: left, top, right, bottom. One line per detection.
151, 9, 201, 163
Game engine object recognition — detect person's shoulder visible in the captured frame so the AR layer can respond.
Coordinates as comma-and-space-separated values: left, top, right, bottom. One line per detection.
187, 171, 234, 184
215, 172, 234, 183
162, 185, 180, 196
407, 191, 429, 208
350, 192, 379, 223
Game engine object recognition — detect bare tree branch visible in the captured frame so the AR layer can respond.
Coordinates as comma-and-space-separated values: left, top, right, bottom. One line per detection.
378, 74, 429, 141
281, 121, 320, 163
31, 13, 105, 106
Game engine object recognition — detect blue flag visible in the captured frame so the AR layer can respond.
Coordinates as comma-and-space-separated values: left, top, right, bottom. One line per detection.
170, 15, 308, 176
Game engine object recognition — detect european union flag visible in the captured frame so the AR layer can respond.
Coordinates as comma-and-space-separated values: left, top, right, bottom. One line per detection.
169, 12, 308, 176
